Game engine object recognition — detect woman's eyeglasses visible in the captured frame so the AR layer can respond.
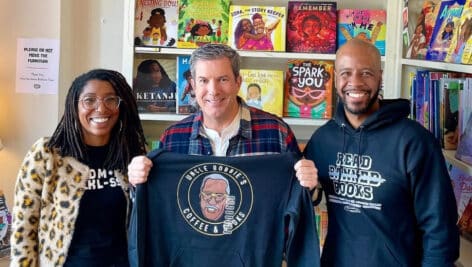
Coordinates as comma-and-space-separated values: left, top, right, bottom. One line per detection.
78, 96, 122, 110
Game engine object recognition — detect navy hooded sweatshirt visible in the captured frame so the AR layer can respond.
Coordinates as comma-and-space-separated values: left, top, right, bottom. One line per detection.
304, 99, 459, 267
128, 150, 320, 267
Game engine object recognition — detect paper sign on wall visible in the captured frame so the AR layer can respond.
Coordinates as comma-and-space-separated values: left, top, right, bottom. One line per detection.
15, 38, 60, 94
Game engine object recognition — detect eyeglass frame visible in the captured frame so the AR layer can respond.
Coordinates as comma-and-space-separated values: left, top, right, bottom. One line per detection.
78, 95, 122, 110
200, 191, 228, 203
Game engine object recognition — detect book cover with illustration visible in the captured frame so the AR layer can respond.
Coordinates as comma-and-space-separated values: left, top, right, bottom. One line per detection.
133, 57, 177, 113
228, 5, 286, 51
0, 191, 11, 259
337, 9, 387, 55
458, 198, 472, 240
450, 0, 472, 64
176, 55, 198, 114
406, 0, 442, 59
238, 69, 284, 117
134, 0, 178, 47
284, 59, 334, 119
286, 1, 337, 53
426, 0, 466, 61
177, 0, 230, 48
440, 77, 465, 149
445, 0, 472, 62
455, 77, 472, 164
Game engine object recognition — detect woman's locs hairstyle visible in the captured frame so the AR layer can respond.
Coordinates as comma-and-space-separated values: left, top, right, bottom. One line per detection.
48, 69, 147, 172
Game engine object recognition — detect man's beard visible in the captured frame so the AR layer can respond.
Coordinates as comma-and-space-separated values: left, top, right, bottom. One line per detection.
338, 87, 380, 115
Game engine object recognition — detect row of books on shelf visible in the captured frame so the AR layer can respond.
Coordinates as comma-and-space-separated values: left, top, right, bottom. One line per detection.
405, 0, 472, 64
134, 0, 386, 55
133, 56, 334, 119
408, 69, 472, 165
446, 161, 472, 240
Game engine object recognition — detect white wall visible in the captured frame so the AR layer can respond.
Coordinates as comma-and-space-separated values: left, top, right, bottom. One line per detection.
0, 0, 125, 208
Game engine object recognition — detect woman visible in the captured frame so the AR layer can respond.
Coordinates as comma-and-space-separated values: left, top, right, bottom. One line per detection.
133, 59, 176, 113
10, 69, 147, 267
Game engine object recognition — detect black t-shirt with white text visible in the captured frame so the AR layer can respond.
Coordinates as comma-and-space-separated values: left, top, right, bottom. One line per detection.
64, 145, 128, 267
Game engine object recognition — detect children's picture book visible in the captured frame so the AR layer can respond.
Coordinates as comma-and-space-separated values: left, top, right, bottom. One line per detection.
284, 59, 334, 119
458, 198, 472, 240
455, 77, 472, 164
238, 69, 284, 117
445, 0, 472, 62
285, 1, 337, 53
176, 55, 198, 114
228, 5, 286, 51
447, 162, 472, 214
0, 191, 11, 259
133, 57, 177, 113
426, 0, 466, 61
406, 0, 442, 59
134, 0, 178, 47
177, 0, 230, 48
337, 9, 387, 55
440, 77, 465, 149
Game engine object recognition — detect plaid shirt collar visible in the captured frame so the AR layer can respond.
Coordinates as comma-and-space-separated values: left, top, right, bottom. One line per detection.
189, 97, 252, 140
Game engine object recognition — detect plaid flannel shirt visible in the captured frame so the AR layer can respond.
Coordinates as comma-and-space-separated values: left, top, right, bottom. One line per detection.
157, 98, 301, 157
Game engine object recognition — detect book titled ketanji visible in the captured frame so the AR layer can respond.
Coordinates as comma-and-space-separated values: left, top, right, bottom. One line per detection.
337, 9, 387, 55
228, 5, 286, 51
284, 60, 334, 119
176, 55, 199, 114
238, 69, 284, 117
177, 0, 230, 48
134, 0, 178, 47
286, 1, 337, 53
133, 57, 177, 114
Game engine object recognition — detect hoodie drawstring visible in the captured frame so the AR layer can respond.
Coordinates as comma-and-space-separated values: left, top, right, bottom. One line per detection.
357, 126, 364, 178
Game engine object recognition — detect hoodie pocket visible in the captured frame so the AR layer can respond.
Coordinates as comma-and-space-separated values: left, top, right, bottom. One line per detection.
170, 247, 245, 267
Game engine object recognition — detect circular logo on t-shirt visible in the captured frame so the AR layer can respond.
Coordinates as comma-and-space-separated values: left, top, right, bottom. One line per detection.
177, 163, 253, 236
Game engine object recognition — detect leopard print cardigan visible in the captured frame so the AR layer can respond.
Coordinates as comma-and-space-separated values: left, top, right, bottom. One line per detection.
10, 137, 130, 267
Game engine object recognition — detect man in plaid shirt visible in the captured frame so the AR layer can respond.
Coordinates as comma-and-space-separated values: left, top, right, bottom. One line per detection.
128, 43, 318, 190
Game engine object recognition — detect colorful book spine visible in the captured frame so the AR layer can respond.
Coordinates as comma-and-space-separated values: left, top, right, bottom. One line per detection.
286, 1, 337, 53
228, 5, 286, 51
455, 77, 472, 164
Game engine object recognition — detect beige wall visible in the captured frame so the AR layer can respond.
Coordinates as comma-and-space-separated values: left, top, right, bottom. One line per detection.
0, 0, 125, 208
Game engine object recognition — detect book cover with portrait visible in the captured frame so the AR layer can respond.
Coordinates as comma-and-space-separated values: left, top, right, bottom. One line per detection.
426, 0, 466, 61
445, 0, 472, 63
238, 69, 284, 117
177, 0, 230, 48
228, 5, 286, 51
284, 59, 334, 119
134, 0, 178, 47
176, 55, 199, 114
286, 1, 337, 53
405, 0, 442, 59
133, 56, 177, 114
337, 9, 387, 55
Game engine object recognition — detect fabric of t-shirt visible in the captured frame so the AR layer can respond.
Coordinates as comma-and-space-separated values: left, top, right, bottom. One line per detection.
64, 145, 128, 267
128, 150, 320, 267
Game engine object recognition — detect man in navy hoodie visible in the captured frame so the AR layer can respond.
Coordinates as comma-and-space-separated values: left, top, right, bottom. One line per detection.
304, 39, 459, 266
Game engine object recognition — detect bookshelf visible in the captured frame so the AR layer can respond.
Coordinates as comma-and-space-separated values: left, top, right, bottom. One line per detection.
400, 0, 472, 265
122, 0, 398, 140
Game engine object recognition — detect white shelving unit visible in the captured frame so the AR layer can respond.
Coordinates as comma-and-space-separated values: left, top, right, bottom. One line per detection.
122, 0, 397, 140
400, 1, 472, 265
